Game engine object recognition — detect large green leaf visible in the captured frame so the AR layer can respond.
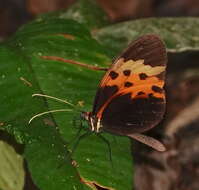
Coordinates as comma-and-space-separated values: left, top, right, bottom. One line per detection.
93, 17, 199, 56
1, 17, 133, 190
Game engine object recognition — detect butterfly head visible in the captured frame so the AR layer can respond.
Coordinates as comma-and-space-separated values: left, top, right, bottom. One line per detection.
81, 112, 102, 133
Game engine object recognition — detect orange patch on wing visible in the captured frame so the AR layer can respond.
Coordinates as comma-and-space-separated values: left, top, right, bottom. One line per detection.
97, 75, 165, 119
100, 58, 165, 89
119, 75, 165, 99
104, 73, 159, 87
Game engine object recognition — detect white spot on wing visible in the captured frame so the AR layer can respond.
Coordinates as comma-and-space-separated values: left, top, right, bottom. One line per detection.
114, 58, 165, 76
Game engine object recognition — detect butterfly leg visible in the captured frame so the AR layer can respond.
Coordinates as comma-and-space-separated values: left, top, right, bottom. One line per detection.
41, 56, 108, 71
68, 126, 83, 145
57, 130, 91, 169
97, 133, 113, 167
71, 131, 92, 156
66, 115, 83, 145
112, 136, 118, 145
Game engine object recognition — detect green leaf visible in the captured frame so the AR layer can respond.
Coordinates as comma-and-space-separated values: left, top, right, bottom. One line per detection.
0, 141, 24, 190
93, 17, 199, 56
1, 17, 133, 190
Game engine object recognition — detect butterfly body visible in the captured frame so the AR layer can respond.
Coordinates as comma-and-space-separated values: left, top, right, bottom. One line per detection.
82, 34, 167, 151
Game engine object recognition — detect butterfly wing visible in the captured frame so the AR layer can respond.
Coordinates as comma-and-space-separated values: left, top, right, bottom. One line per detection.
92, 34, 167, 135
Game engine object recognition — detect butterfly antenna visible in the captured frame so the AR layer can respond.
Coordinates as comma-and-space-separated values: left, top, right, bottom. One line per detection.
29, 109, 73, 124
32, 93, 78, 109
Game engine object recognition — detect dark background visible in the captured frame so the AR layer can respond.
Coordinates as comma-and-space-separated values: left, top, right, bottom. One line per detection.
1, 0, 199, 39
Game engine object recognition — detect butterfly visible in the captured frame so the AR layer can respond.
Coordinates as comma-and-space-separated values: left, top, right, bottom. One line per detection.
81, 34, 167, 151
31, 34, 167, 152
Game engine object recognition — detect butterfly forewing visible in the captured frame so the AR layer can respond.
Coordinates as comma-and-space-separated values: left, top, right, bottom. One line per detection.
92, 34, 167, 135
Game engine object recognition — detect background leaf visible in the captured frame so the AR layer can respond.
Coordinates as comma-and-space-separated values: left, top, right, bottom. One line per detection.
0, 141, 24, 190
93, 17, 199, 56
39, 0, 110, 30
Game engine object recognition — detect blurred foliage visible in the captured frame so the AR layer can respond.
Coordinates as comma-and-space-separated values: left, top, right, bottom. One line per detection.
94, 17, 199, 56
0, 141, 24, 190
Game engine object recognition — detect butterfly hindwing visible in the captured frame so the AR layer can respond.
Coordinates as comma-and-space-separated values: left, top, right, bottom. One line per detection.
92, 34, 167, 135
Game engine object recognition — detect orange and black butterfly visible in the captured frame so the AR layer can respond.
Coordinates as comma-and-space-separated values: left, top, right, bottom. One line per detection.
33, 34, 167, 151
81, 34, 167, 151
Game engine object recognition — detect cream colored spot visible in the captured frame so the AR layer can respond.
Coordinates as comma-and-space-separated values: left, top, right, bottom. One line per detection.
113, 58, 165, 76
